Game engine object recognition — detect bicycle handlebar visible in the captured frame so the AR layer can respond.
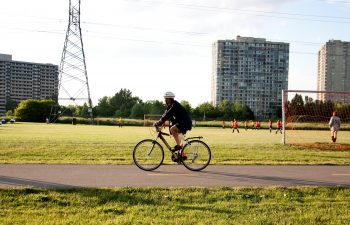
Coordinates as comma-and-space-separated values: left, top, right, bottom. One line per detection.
154, 126, 170, 136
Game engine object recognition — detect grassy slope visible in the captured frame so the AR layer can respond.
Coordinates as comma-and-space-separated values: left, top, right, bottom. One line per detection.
0, 187, 349, 225
0, 123, 349, 164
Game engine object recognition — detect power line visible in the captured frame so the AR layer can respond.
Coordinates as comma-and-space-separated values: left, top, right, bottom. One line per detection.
122, 0, 350, 23
316, 0, 350, 4
0, 26, 333, 53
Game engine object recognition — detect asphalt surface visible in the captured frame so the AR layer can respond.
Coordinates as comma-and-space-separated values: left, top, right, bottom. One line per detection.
1, 164, 350, 188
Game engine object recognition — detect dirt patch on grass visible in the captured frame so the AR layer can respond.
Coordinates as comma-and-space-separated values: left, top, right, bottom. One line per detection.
290, 142, 350, 151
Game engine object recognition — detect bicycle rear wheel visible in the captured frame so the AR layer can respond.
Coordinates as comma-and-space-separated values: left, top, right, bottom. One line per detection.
181, 140, 211, 171
133, 139, 164, 171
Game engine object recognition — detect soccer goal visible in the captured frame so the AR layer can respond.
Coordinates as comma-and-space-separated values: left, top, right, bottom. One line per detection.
143, 114, 165, 127
282, 90, 350, 148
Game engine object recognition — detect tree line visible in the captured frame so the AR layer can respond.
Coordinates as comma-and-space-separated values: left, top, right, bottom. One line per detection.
8, 89, 256, 122
7, 90, 350, 123
92, 89, 255, 120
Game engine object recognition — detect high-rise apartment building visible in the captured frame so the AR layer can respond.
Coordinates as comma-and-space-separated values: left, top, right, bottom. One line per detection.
211, 36, 289, 119
317, 40, 350, 102
0, 53, 59, 115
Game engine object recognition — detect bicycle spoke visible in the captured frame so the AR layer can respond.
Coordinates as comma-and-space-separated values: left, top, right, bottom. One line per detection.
182, 140, 211, 171
133, 140, 164, 171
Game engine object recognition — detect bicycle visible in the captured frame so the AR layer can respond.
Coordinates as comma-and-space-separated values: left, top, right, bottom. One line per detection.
133, 126, 211, 171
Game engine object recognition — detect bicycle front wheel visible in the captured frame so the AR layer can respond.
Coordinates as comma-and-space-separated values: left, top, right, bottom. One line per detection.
133, 139, 164, 171
181, 140, 211, 171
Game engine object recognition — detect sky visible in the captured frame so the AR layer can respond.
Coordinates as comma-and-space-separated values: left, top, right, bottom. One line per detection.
0, 0, 350, 107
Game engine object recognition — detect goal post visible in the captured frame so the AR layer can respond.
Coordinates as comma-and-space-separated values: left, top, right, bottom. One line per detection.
143, 114, 161, 126
282, 90, 350, 146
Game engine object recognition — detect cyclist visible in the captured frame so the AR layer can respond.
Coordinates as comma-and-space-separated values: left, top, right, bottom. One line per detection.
153, 91, 192, 153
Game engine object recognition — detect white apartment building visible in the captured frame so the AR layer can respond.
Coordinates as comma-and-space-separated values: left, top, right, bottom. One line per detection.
317, 40, 350, 102
211, 36, 289, 119
0, 53, 59, 115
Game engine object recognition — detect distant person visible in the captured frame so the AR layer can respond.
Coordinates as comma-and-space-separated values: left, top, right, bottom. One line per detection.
232, 119, 239, 133
276, 120, 282, 134
329, 111, 341, 143
256, 121, 261, 129
222, 120, 225, 129
244, 120, 248, 131
251, 120, 255, 130
192, 119, 196, 128
268, 120, 273, 133
118, 117, 123, 128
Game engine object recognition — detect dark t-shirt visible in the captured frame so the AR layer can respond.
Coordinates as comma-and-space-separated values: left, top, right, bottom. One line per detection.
159, 100, 192, 131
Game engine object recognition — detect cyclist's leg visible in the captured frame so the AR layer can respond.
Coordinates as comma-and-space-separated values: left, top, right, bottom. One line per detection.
170, 124, 187, 147
170, 125, 182, 148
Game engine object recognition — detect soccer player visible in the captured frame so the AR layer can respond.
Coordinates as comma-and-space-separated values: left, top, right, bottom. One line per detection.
268, 120, 273, 133
256, 121, 261, 129
118, 117, 123, 128
244, 120, 248, 131
329, 111, 341, 143
276, 120, 282, 134
232, 119, 239, 133
251, 120, 255, 130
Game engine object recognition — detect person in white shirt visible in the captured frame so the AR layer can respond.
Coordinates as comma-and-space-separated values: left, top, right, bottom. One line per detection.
329, 111, 341, 143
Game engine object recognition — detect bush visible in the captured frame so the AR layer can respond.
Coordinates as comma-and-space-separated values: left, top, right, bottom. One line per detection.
14, 99, 56, 122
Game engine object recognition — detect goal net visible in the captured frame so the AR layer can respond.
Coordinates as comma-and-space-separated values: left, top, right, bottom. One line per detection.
143, 114, 170, 127
282, 90, 350, 148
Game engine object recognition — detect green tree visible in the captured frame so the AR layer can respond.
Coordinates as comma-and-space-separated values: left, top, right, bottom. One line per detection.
219, 100, 233, 120
180, 100, 192, 114
130, 103, 145, 119
95, 89, 141, 117
14, 99, 56, 122
95, 96, 114, 117
6, 99, 19, 112
193, 102, 219, 120
144, 100, 165, 115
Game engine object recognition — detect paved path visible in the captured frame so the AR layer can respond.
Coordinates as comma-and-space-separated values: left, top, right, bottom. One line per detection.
0, 165, 349, 188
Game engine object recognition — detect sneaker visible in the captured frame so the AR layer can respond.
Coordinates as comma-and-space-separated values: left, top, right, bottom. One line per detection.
181, 151, 187, 161
172, 145, 182, 152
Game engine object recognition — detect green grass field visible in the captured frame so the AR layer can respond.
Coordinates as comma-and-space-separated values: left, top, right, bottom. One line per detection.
0, 122, 349, 165
0, 187, 349, 224
1, 123, 350, 224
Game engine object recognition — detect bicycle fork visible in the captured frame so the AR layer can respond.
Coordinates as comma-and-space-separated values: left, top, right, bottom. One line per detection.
146, 141, 158, 158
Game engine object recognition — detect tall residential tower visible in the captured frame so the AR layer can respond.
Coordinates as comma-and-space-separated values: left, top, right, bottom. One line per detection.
0, 53, 58, 115
211, 36, 289, 118
317, 40, 350, 102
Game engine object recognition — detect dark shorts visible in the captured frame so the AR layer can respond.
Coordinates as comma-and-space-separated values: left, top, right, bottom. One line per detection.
175, 123, 189, 134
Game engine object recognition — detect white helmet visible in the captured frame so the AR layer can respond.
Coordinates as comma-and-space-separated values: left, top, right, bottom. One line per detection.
163, 91, 175, 99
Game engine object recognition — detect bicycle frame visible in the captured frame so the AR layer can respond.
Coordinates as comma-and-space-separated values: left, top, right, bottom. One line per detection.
133, 126, 211, 171
154, 126, 202, 152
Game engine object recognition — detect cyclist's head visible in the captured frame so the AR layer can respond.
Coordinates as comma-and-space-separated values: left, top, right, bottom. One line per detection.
163, 91, 175, 106
164, 91, 175, 99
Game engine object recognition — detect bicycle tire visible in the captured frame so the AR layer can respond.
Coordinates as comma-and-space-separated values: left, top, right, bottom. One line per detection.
133, 139, 164, 171
181, 140, 211, 171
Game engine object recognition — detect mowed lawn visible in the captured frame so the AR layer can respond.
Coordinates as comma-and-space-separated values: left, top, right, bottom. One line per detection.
1, 187, 350, 225
0, 122, 349, 164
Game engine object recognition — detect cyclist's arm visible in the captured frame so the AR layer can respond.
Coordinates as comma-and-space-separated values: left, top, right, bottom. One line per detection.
154, 103, 176, 126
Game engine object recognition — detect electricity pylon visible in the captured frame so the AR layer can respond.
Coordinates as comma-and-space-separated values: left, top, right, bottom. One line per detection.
57, 0, 93, 121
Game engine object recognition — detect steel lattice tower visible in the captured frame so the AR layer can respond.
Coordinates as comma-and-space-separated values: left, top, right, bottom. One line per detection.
58, 0, 93, 118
